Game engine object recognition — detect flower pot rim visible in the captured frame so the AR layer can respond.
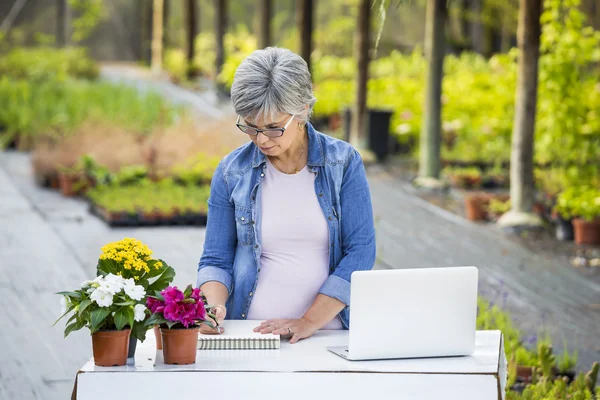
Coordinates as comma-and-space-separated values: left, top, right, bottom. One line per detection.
92, 328, 131, 335
159, 325, 201, 331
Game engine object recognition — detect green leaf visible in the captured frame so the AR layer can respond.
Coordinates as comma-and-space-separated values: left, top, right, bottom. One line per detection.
131, 321, 149, 342
146, 266, 175, 293
144, 313, 168, 327
114, 308, 127, 330
78, 299, 92, 317
183, 284, 193, 298
96, 258, 120, 277
113, 301, 135, 307
90, 308, 111, 333
56, 291, 82, 300
203, 320, 216, 330
52, 305, 76, 327
165, 321, 179, 329
64, 319, 86, 338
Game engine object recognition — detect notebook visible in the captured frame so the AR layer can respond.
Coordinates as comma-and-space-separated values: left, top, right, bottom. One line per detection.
198, 320, 281, 350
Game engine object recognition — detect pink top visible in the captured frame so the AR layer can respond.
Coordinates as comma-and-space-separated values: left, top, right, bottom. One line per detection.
246, 159, 343, 330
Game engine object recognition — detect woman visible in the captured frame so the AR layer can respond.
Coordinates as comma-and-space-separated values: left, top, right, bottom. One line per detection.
197, 47, 376, 344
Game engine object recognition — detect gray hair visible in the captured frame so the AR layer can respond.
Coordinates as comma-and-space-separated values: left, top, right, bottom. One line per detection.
230, 47, 316, 125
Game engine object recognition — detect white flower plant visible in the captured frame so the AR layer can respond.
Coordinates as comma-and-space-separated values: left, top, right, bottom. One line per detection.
54, 274, 148, 339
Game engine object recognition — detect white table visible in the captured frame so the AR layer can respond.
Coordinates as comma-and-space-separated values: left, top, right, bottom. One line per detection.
73, 322, 507, 400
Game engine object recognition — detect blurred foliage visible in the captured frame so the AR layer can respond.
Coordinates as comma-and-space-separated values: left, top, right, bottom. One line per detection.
0, 48, 178, 148
536, 0, 600, 166
68, 0, 105, 44
0, 47, 99, 81
476, 296, 599, 398
0, 77, 178, 148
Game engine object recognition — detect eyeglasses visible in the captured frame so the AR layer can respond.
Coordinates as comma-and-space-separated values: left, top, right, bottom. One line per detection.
236, 114, 296, 138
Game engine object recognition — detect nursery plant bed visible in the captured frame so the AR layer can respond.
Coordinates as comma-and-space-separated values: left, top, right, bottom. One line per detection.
89, 203, 207, 227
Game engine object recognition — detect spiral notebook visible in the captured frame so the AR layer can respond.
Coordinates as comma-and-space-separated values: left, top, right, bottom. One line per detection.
198, 320, 281, 350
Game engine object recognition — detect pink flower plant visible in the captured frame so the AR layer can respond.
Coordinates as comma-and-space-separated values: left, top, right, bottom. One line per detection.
145, 284, 216, 329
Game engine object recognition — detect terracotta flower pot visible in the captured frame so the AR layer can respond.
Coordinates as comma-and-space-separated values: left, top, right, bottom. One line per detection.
573, 218, 600, 245
516, 365, 533, 383
91, 329, 131, 367
161, 327, 200, 365
154, 325, 163, 350
465, 193, 490, 221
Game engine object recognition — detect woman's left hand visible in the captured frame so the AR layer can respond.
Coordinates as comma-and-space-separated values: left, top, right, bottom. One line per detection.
253, 318, 319, 344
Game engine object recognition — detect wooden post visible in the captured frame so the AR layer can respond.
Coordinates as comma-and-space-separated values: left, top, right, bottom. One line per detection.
215, 0, 227, 83
185, 0, 198, 77
419, 0, 446, 180
470, 0, 484, 54
151, 0, 164, 76
258, 0, 271, 49
56, 0, 70, 47
297, 0, 313, 73
500, 0, 543, 225
349, 0, 370, 148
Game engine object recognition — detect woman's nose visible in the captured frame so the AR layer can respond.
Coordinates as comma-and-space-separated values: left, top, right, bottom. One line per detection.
256, 132, 270, 145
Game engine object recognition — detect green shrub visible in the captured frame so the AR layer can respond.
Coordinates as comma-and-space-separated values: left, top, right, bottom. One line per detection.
0, 77, 178, 147
0, 47, 99, 82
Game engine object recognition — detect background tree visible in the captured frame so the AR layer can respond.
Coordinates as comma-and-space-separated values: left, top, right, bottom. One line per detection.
498, 0, 543, 228
297, 0, 314, 73
349, 0, 371, 149
258, 0, 271, 49
416, 0, 447, 187
151, 0, 164, 75
185, 0, 198, 78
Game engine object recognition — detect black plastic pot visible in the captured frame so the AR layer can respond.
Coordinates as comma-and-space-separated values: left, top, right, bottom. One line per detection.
127, 335, 137, 358
555, 216, 574, 241
366, 109, 393, 162
342, 108, 394, 161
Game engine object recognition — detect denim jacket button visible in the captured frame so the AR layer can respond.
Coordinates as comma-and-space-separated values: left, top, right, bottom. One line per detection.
242, 314, 246, 318
260, 173, 265, 177
249, 292, 253, 297
254, 244, 259, 249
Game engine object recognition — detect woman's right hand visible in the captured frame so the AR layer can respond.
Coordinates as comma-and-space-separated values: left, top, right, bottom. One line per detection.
200, 304, 227, 334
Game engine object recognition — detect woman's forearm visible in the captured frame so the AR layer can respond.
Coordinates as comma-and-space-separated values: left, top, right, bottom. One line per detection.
302, 294, 346, 329
200, 281, 229, 308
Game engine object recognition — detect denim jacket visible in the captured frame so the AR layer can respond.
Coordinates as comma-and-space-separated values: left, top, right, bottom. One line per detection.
197, 123, 376, 329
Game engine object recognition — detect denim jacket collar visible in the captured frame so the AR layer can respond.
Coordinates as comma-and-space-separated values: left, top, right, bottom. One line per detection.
250, 122, 325, 169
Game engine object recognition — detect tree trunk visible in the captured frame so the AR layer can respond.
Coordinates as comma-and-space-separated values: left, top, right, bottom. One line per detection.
162, 0, 170, 48
185, 0, 198, 77
461, 0, 470, 48
470, 0, 484, 54
258, 0, 271, 49
151, 0, 164, 76
419, 0, 446, 179
56, 0, 70, 48
509, 0, 542, 213
215, 0, 227, 84
141, 0, 153, 64
500, 12, 513, 52
350, 0, 370, 148
297, 0, 313, 73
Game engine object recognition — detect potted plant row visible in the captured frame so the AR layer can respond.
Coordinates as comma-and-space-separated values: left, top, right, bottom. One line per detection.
87, 182, 210, 227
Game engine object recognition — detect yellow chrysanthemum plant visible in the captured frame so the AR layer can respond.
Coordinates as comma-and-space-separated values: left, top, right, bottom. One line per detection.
96, 238, 175, 342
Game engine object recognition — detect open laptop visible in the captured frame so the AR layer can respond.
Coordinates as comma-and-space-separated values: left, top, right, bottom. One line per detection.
328, 266, 478, 361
